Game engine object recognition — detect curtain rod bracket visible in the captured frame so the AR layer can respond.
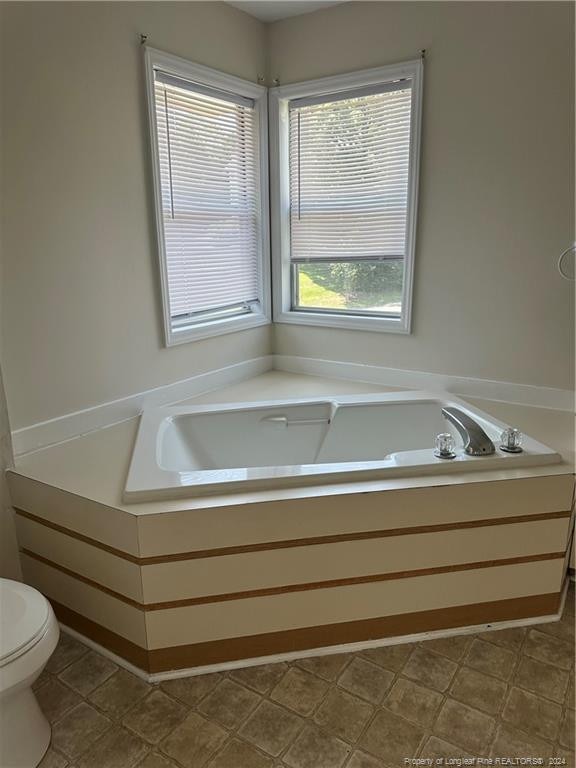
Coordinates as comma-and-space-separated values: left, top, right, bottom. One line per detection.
273, 77, 280, 86
257, 74, 265, 84
140, 33, 149, 46
420, 49, 426, 60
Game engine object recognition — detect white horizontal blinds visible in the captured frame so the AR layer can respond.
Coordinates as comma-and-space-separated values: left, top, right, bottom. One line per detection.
289, 81, 413, 263
154, 70, 260, 320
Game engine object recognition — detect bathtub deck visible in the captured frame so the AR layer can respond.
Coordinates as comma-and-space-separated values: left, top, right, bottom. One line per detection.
8, 371, 575, 516
7, 371, 575, 675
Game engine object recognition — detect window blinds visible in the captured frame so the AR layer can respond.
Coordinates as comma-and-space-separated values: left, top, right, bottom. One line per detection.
288, 82, 413, 263
154, 71, 261, 321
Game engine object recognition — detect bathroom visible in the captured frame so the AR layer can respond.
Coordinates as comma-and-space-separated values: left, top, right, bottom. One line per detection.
0, 0, 574, 766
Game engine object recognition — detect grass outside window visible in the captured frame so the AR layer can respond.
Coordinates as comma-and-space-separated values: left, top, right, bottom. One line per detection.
293, 260, 404, 316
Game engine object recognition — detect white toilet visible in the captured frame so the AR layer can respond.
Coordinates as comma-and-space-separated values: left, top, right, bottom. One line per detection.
0, 578, 60, 768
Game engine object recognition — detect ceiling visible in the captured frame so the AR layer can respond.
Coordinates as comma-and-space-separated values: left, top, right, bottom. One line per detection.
226, 1, 346, 23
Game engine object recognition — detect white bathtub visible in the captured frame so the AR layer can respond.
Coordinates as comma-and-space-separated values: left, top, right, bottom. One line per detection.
123, 391, 562, 501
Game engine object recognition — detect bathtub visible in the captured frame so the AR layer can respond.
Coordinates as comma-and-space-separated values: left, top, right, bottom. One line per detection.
123, 391, 562, 501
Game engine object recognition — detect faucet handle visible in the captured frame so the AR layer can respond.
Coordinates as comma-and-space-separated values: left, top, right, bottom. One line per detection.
434, 433, 456, 459
500, 428, 523, 453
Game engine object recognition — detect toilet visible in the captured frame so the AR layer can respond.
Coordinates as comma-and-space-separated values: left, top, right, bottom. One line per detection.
0, 578, 60, 768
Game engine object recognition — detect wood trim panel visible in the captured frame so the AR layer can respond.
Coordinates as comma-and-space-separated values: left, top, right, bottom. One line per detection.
148, 592, 561, 672
15, 509, 141, 563
15, 507, 571, 564
23, 547, 566, 610
138, 512, 573, 563
51, 600, 150, 670
143, 553, 565, 609
20, 549, 142, 608
52, 592, 561, 674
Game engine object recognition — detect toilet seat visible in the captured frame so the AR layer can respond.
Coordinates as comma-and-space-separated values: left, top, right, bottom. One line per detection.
0, 579, 59, 768
0, 580, 51, 668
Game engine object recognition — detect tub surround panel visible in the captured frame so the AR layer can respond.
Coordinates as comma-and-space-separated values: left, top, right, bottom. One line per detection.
143, 554, 565, 610
136, 511, 572, 560
143, 559, 564, 648
8, 465, 574, 557
15, 507, 569, 608
15, 515, 143, 603
137, 511, 571, 564
13, 501, 573, 569
144, 592, 561, 674
48, 592, 560, 675
10, 468, 574, 675
139, 518, 569, 603
14, 508, 142, 564
8, 473, 139, 556
136, 476, 574, 557
16, 545, 566, 613
25, 554, 563, 674
15, 481, 571, 673
21, 554, 147, 647
50, 601, 150, 671
21, 549, 144, 610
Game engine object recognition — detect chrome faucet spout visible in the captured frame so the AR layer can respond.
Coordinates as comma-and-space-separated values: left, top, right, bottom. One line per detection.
441, 407, 495, 456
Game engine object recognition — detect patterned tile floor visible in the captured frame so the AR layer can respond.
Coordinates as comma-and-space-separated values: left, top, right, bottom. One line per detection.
36, 585, 575, 768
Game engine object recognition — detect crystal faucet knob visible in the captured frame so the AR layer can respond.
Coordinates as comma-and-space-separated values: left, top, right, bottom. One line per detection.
434, 432, 456, 459
500, 427, 523, 453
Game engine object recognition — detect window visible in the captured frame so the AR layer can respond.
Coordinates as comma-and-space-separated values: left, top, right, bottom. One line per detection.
145, 49, 270, 345
270, 60, 423, 333
145, 52, 423, 344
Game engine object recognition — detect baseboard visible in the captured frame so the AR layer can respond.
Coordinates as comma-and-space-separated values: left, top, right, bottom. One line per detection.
52, 600, 149, 671
51, 592, 561, 677
12, 356, 272, 456
274, 355, 574, 412
60, 606, 564, 684
12, 352, 573, 456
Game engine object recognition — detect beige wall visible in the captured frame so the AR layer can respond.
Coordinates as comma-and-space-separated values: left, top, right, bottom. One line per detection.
0, 366, 22, 580
0, 2, 271, 430
0, 4, 21, 579
269, 1, 575, 390
1, 2, 573, 434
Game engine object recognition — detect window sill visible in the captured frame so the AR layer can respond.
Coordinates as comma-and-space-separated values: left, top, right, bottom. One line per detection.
166, 310, 270, 347
273, 309, 411, 334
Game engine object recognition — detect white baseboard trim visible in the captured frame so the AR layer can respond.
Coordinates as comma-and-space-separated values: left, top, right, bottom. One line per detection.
58, 623, 152, 682
274, 355, 574, 412
59, 605, 563, 684
13, 353, 573, 456
12, 356, 273, 456
149, 610, 563, 683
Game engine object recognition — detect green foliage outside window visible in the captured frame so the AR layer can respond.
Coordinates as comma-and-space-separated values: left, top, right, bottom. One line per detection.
297, 260, 403, 312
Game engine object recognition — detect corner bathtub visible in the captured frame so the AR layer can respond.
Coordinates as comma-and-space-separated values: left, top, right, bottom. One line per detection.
123, 392, 562, 501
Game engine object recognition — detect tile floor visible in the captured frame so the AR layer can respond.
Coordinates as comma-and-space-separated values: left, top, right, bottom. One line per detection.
36, 585, 575, 768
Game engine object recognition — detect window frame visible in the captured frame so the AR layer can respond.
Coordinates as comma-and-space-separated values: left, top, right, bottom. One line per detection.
144, 47, 271, 347
269, 59, 423, 335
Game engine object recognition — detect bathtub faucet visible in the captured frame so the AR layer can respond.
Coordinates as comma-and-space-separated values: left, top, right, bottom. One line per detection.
441, 407, 495, 456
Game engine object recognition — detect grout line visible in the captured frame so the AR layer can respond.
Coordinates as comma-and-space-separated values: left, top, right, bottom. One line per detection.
351, 647, 418, 761
39, 592, 575, 766
493, 621, 528, 754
